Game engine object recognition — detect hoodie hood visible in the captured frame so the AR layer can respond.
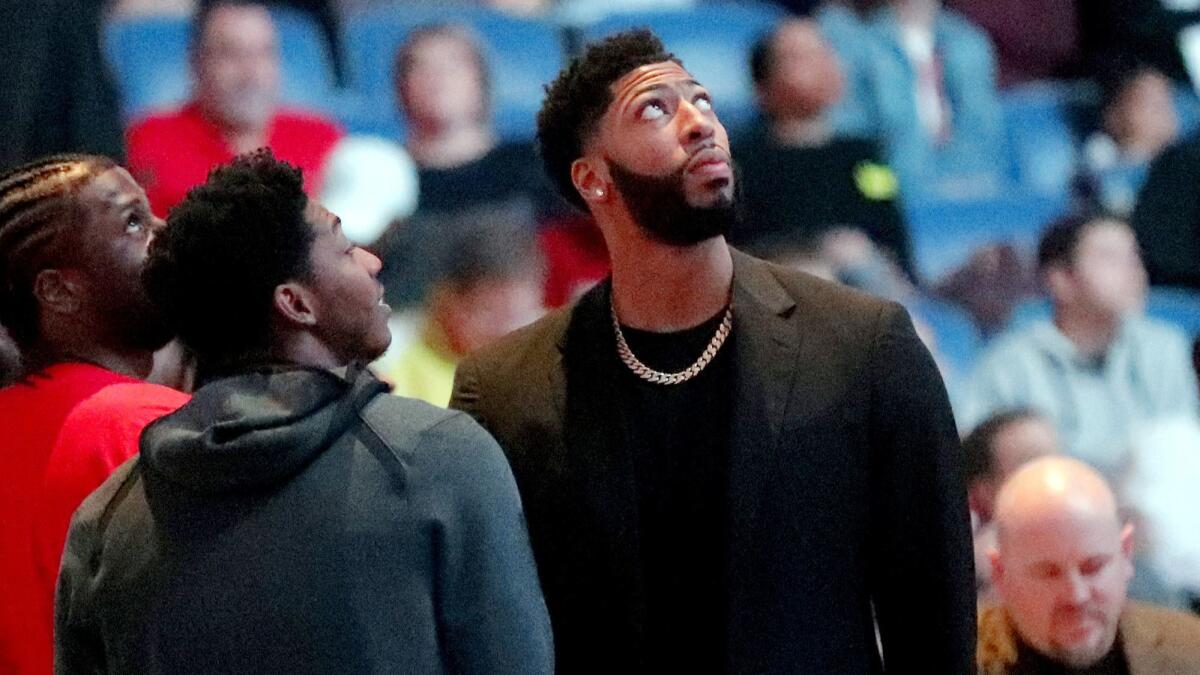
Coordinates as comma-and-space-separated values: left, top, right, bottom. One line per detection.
141, 364, 388, 493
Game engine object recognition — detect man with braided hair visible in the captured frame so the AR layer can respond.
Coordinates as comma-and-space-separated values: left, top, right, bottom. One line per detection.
450, 29, 975, 673
0, 155, 188, 674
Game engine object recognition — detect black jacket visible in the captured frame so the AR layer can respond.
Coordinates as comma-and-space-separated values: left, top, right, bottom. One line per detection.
451, 249, 976, 674
55, 366, 552, 674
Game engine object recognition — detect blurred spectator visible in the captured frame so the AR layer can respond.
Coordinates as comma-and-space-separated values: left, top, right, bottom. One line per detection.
394, 23, 561, 224
812, 1, 887, 138
376, 216, 544, 406
1079, 0, 1200, 86
1122, 417, 1200, 607
110, 0, 347, 84
1130, 132, 1200, 289
539, 218, 609, 307
0, 0, 124, 170
979, 456, 1200, 673
961, 409, 1059, 598
946, 0, 1081, 86
960, 213, 1200, 475
765, 228, 915, 302
736, 18, 913, 278
866, 0, 1006, 196
318, 136, 420, 245
126, 0, 343, 215
1079, 63, 1178, 216
933, 243, 1038, 335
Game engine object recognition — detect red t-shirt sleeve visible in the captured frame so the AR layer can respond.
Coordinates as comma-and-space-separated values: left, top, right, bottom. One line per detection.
33, 383, 190, 599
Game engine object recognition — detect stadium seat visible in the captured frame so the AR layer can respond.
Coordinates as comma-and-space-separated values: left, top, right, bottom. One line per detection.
344, 7, 565, 142
1146, 286, 1200, 338
104, 17, 191, 120
905, 295, 983, 376
579, 2, 786, 135
904, 191, 1070, 283
1001, 82, 1086, 198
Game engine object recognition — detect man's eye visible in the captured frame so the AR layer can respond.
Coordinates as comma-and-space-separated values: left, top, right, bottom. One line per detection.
125, 215, 144, 234
639, 102, 666, 121
695, 96, 713, 112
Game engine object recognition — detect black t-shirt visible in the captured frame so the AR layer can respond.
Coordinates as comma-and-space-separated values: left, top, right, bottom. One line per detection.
615, 308, 734, 671
732, 123, 915, 278
415, 140, 565, 223
1010, 633, 1131, 675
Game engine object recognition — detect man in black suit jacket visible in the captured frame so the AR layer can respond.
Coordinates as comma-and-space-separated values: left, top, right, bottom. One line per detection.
450, 29, 976, 674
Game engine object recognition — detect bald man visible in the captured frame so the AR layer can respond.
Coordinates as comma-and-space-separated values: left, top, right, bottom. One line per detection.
978, 456, 1200, 674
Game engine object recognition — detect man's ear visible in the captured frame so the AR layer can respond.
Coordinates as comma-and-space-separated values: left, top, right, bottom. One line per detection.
571, 155, 610, 206
273, 282, 317, 329
32, 268, 82, 315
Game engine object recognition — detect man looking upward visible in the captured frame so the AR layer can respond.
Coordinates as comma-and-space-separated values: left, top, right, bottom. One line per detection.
451, 29, 975, 674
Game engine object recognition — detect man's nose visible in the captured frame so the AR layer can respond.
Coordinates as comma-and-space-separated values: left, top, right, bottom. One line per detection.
678, 99, 715, 147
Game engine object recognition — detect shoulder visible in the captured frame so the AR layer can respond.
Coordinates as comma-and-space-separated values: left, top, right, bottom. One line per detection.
69, 456, 143, 536
739, 250, 895, 324
938, 9, 993, 47
1122, 601, 1200, 661
126, 106, 199, 146
362, 395, 511, 486
458, 303, 573, 384
976, 604, 1018, 674
65, 382, 190, 428
273, 108, 344, 139
1126, 316, 1190, 349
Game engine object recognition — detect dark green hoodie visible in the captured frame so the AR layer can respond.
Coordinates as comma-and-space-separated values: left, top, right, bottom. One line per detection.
55, 365, 552, 674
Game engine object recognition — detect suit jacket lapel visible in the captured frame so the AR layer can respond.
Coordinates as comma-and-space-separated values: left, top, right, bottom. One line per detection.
726, 249, 801, 631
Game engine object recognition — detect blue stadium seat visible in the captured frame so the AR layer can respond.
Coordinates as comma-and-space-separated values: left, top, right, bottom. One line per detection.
1001, 82, 1084, 198
1146, 286, 1200, 338
104, 9, 339, 122
344, 8, 565, 142
904, 191, 1070, 283
104, 17, 191, 120
579, 2, 786, 135
269, 7, 339, 109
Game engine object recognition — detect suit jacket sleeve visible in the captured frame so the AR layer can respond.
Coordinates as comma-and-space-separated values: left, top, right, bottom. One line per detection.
867, 303, 976, 673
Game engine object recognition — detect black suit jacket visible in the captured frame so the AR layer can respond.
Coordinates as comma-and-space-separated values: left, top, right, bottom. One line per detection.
451, 249, 976, 674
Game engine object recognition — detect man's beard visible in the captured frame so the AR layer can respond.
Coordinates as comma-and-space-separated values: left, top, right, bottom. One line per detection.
607, 159, 739, 246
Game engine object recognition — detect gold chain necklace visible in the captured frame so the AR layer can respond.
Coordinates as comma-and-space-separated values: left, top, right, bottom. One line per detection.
610, 301, 733, 385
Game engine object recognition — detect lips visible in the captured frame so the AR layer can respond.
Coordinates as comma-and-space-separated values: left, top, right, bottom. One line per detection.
685, 147, 731, 177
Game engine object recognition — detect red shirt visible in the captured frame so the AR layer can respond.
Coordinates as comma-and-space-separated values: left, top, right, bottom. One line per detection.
538, 216, 610, 308
35, 382, 190, 630
126, 101, 344, 216
0, 365, 187, 667
0, 364, 133, 673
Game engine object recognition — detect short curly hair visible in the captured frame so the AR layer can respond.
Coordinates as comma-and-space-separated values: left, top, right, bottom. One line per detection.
537, 28, 677, 210
143, 149, 314, 367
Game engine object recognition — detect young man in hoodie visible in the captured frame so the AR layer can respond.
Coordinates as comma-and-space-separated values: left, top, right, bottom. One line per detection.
53, 150, 552, 675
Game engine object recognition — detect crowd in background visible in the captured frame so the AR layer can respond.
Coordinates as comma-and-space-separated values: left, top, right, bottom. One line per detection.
2, 0, 1200, 632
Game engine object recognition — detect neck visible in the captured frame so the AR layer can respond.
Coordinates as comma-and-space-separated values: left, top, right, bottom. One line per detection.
273, 331, 346, 371
198, 102, 269, 154
407, 122, 495, 169
27, 342, 155, 380
606, 231, 733, 332
770, 114, 833, 147
1054, 307, 1121, 358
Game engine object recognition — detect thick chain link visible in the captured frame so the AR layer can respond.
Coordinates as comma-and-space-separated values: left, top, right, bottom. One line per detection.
611, 302, 733, 385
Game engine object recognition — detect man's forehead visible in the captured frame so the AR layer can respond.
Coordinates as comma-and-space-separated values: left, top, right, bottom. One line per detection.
610, 61, 697, 99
